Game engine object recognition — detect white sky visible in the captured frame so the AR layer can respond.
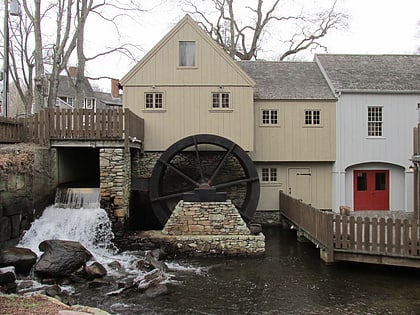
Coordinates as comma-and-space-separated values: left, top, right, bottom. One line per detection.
87, 0, 420, 91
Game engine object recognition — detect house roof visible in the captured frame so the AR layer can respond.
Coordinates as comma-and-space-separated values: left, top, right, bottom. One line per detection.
315, 54, 420, 93
237, 61, 336, 100
57, 75, 95, 98
94, 91, 122, 106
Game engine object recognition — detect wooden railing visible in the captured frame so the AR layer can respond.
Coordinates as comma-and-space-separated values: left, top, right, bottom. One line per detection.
279, 191, 420, 264
0, 108, 144, 151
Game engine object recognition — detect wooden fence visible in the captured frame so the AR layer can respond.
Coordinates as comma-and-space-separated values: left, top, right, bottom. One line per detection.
279, 191, 420, 266
0, 108, 144, 151
0, 116, 23, 143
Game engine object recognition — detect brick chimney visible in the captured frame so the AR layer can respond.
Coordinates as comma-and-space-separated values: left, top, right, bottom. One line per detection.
68, 66, 78, 79
111, 79, 121, 98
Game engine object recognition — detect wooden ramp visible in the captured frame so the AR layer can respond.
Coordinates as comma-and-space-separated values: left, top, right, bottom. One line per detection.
279, 192, 420, 268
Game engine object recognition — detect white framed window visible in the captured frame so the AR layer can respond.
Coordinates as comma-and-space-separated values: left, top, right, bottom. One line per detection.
58, 96, 73, 107
179, 41, 196, 67
84, 98, 95, 110
261, 167, 278, 182
212, 92, 230, 109
304, 109, 321, 125
367, 106, 383, 137
261, 109, 279, 126
145, 92, 164, 110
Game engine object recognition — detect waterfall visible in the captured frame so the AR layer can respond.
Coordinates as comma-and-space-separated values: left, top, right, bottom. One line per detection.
54, 187, 101, 209
19, 187, 115, 257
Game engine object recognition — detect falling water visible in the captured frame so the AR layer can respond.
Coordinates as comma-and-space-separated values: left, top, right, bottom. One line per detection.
19, 187, 115, 258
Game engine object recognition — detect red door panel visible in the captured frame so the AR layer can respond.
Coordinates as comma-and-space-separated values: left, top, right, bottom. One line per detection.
353, 170, 389, 211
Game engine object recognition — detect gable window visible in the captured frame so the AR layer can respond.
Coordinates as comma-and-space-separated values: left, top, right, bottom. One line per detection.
368, 106, 383, 137
261, 109, 279, 126
179, 41, 196, 67
145, 92, 164, 110
305, 109, 321, 125
212, 92, 230, 109
262, 167, 277, 182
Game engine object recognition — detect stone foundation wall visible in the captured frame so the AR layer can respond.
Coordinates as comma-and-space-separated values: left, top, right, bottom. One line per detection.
100, 148, 131, 236
252, 210, 281, 225
153, 200, 265, 256
0, 144, 56, 249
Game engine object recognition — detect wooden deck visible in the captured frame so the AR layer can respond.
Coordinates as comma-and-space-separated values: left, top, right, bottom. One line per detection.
279, 191, 420, 268
0, 108, 144, 151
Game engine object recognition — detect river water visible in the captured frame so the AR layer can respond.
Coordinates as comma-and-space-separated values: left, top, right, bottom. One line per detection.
73, 227, 420, 315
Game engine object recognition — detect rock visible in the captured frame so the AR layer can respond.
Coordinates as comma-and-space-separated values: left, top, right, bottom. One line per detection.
107, 261, 122, 271
0, 266, 17, 293
0, 266, 16, 283
0, 247, 37, 275
84, 262, 107, 279
88, 278, 109, 288
35, 240, 93, 278
134, 268, 166, 291
45, 284, 62, 297
248, 223, 262, 235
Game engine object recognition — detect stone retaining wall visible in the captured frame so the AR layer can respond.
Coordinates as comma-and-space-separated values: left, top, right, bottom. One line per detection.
100, 148, 131, 236
0, 144, 56, 249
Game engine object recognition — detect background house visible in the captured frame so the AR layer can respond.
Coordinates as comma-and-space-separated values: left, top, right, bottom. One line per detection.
316, 54, 420, 212
57, 67, 122, 109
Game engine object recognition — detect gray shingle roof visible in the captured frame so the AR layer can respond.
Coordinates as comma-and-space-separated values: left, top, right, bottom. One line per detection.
57, 75, 95, 98
316, 54, 420, 92
237, 61, 336, 100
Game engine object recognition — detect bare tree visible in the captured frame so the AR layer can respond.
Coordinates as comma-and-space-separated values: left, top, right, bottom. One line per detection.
6, 0, 147, 113
181, 0, 348, 60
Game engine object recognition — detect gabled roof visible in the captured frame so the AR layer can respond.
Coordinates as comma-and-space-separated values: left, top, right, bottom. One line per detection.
238, 61, 336, 100
120, 14, 254, 87
57, 75, 95, 98
315, 54, 420, 93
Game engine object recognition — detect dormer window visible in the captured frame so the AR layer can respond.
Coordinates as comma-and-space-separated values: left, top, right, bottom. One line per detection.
179, 41, 196, 67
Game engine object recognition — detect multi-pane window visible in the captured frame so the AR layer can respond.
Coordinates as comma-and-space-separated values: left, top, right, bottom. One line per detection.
262, 167, 278, 182
58, 96, 73, 107
145, 92, 163, 109
261, 109, 278, 126
179, 41, 196, 67
368, 106, 383, 136
305, 109, 321, 125
212, 92, 230, 109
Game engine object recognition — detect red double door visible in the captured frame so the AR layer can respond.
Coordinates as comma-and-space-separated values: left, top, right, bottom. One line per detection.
353, 170, 389, 211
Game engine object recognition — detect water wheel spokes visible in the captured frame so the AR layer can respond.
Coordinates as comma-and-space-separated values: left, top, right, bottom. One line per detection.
150, 134, 260, 226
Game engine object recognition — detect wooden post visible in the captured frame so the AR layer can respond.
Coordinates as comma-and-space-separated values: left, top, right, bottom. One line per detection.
320, 212, 334, 263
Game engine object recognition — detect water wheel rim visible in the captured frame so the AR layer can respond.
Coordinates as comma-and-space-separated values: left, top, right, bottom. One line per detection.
149, 134, 260, 226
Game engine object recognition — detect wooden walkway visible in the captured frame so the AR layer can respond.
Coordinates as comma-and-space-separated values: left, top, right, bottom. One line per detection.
279, 191, 420, 268
0, 108, 144, 151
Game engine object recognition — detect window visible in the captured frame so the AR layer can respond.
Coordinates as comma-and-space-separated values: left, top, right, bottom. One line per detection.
145, 92, 164, 110
84, 98, 95, 109
179, 41, 196, 67
305, 109, 321, 125
368, 106, 383, 136
58, 96, 73, 107
262, 168, 278, 182
212, 92, 230, 109
261, 109, 279, 126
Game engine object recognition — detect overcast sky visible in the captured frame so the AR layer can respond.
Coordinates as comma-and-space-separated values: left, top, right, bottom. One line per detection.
16, 0, 417, 92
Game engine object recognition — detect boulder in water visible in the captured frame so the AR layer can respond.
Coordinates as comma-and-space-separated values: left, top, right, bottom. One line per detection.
0, 266, 17, 293
0, 247, 37, 275
34, 240, 93, 277
85, 262, 107, 279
